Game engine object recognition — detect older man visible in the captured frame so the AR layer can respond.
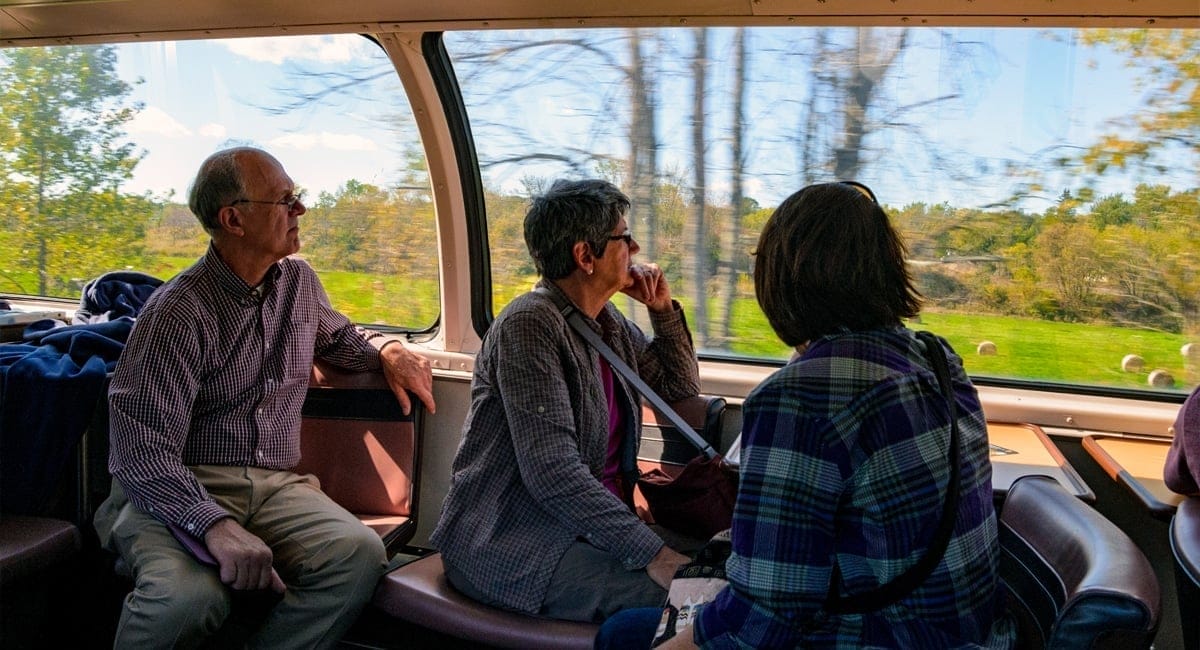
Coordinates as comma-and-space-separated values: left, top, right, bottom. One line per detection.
94, 146, 436, 649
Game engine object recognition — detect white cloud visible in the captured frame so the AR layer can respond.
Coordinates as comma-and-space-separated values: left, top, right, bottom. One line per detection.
198, 123, 227, 138
127, 106, 192, 138
222, 35, 368, 65
268, 132, 379, 152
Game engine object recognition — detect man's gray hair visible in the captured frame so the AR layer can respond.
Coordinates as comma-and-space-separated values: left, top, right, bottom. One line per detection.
187, 147, 258, 235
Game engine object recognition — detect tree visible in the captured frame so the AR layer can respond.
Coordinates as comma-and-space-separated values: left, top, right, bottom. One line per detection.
627, 30, 662, 262
1032, 220, 1107, 321
1077, 30, 1199, 177
714, 28, 750, 349
782, 28, 988, 182
833, 30, 909, 178
685, 28, 710, 347
0, 45, 145, 295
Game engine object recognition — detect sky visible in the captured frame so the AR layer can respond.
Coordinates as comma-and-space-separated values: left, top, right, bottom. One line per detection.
110, 28, 1196, 213
118, 35, 407, 202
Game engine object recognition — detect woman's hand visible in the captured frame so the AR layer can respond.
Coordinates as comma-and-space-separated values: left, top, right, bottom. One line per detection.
646, 545, 690, 589
621, 263, 674, 313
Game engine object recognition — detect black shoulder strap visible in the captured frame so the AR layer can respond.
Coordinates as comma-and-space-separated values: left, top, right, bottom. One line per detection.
534, 286, 717, 460
825, 330, 962, 614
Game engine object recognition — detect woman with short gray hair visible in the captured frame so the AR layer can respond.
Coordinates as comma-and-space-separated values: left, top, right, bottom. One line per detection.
431, 179, 698, 623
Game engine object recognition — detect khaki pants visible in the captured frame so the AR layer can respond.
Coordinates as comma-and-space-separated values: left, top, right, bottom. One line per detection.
94, 465, 387, 650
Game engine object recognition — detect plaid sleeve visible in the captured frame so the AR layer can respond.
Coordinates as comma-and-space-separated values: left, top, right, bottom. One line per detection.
695, 378, 844, 647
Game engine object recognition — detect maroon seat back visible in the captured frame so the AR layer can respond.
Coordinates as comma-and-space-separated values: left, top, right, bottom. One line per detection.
294, 360, 423, 551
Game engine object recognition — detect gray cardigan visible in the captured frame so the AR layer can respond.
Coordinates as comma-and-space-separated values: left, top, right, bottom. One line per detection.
430, 280, 700, 613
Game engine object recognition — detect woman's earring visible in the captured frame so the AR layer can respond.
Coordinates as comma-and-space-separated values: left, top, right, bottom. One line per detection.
587, 268, 593, 275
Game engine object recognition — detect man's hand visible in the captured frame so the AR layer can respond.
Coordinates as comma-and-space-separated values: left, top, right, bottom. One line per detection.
646, 544, 690, 590
380, 340, 436, 415
621, 263, 674, 314
204, 518, 286, 593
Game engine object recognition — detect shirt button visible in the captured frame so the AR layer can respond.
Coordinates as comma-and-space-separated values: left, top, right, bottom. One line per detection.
257, 407, 263, 415
537, 406, 545, 413
257, 450, 264, 459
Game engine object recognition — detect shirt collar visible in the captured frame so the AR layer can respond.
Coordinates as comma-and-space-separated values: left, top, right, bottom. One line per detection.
536, 278, 614, 331
202, 243, 282, 305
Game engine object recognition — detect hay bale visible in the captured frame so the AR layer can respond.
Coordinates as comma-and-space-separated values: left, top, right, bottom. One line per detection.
1121, 354, 1145, 373
1183, 342, 1198, 361
1148, 369, 1175, 388
977, 341, 997, 356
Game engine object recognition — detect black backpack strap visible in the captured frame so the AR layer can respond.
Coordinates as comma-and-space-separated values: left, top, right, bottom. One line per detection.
825, 331, 962, 614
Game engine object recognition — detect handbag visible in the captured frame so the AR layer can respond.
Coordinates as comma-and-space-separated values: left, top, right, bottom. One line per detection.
537, 287, 738, 540
651, 529, 732, 646
637, 455, 738, 540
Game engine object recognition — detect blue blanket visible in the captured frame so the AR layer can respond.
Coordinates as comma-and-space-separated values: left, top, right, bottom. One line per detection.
73, 271, 163, 324
0, 319, 132, 515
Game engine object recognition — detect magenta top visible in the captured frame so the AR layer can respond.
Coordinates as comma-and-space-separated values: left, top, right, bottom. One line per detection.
598, 358, 624, 498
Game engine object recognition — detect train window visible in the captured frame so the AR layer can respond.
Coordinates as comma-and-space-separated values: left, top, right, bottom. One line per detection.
444, 27, 1198, 393
0, 34, 438, 331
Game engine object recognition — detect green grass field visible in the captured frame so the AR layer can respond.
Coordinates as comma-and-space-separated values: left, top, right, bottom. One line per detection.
677, 298, 1197, 393
4, 256, 1195, 392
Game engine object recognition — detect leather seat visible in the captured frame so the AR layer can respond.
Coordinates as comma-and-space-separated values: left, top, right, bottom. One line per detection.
0, 515, 80, 585
1169, 496, 1200, 650
371, 395, 726, 648
999, 474, 1160, 649
0, 515, 82, 645
372, 553, 598, 650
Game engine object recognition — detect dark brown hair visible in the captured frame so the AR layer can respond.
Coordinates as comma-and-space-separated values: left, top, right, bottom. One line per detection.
753, 182, 922, 347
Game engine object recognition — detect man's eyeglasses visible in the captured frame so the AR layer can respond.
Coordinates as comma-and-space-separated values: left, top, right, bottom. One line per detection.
231, 190, 306, 211
608, 232, 634, 246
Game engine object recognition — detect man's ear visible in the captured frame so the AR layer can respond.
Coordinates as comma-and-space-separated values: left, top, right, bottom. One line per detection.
572, 241, 595, 275
216, 205, 245, 237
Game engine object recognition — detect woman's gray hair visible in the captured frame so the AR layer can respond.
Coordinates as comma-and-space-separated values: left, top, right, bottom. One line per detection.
523, 179, 631, 279
187, 147, 255, 235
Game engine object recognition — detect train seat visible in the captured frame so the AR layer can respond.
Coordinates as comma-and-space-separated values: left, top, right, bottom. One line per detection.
999, 474, 1160, 649
294, 363, 425, 554
294, 413, 419, 551
1169, 496, 1200, 650
372, 552, 598, 650
0, 515, 81, 585
370, 395, 727, 649
0, 515, 82, 644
